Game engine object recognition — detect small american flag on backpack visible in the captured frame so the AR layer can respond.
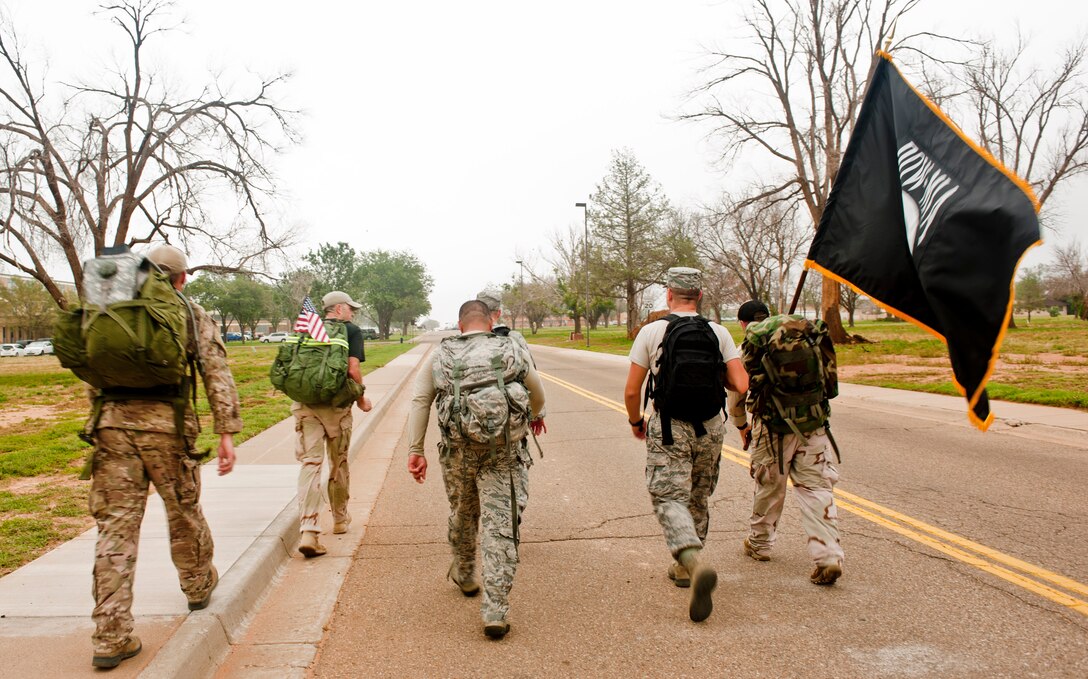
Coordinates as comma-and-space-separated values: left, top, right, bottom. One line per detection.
293, 296, 330, 342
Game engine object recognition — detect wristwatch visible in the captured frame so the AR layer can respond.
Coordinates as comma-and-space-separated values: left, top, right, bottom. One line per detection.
737, 422, 750, 430
629, 417, 644, 427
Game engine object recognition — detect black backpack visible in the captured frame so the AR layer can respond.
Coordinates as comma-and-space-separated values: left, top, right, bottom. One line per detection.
645, 314, 726, 445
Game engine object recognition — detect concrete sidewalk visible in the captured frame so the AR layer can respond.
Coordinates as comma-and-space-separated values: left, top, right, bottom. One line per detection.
0, 343, 430, 678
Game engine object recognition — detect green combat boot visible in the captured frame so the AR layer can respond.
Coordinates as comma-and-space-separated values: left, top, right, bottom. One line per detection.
92, 636, 142, 669
187, 565, 219, 611
298, 532, 327, 558
810, 562, 842, 586
447, 561, 480, 597
484, 618, 510, 639
689, 564, 718, 623
667, 561, 690, 588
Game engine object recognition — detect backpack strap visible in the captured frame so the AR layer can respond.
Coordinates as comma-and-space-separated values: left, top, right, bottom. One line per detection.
451, 359, 466, 416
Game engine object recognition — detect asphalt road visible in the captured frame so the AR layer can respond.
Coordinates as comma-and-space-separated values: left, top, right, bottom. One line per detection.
312, 337, 1088, 678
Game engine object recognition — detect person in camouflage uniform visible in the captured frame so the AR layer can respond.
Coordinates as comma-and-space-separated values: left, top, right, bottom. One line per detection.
407, 299, 547, 639
477, 289, 531, 353
625, 267, 749, 623
87, 244, 242, 668
737, 300, 844, 586
293, 291, 373, 558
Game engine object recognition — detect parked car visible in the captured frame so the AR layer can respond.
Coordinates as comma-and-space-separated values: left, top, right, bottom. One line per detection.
359, 328, 380, 340
261, 332, 291, 343
24, 340, 54, 356
0, 343, 25, 357
243, 332, 253, 341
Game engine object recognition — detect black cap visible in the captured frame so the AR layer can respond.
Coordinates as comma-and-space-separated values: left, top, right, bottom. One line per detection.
738, 300, 770, 323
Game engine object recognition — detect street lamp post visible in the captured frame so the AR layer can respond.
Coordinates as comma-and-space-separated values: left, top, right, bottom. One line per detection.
574, 202, 590, 348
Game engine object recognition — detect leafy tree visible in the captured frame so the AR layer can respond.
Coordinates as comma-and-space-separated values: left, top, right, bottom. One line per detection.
589, 149, 672, 334
0, 277, 62, 338
220, 277, 272, 340
356, 250, 433, 339
304, 242, 363, 301
1015, 267, 1047, 323
185, 275, 232, 335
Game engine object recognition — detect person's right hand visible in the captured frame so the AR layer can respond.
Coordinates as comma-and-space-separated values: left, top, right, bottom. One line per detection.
357, 396, 373, 412
408, 453, 427, 483
630, 418, 646, 441
739, 423, 752, 451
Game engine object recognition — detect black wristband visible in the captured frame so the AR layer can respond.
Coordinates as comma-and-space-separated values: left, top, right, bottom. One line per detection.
737, 422, 750, 430
629, 417, 644, 427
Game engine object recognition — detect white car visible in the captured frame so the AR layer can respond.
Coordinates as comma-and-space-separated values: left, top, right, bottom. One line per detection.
260, 332, 291, 343
0, 343, 25, 357
24, 340, 54, 356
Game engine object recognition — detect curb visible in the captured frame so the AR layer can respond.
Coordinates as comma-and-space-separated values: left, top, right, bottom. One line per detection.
138, 348, 426, 678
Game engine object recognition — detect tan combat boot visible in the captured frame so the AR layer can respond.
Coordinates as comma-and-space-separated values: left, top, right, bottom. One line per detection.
667, 561, 691, 588
744, 538, 771, 562
92, 636, 142, 669
333, 515, 352, 535
448, 561, 480, 597
187, 565, 219, 611
298, 531, 327, 558
810, 562, 843, 586
688, 564, 718, 623
483, 617, 510, 639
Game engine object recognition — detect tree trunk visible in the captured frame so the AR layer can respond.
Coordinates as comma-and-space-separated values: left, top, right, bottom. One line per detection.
626, 282, 638, 335
821, 277, 849, 343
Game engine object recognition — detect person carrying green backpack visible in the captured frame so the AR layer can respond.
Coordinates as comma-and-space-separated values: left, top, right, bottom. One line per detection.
270, 291, 372, 558
54, 244, 242, 669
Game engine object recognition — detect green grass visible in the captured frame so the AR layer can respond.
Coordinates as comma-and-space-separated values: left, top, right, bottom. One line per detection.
0, 341, 416, 575
521, 315, 1088, 412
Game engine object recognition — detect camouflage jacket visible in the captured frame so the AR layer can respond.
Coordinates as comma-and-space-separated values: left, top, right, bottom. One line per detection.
94, 300, 243, 437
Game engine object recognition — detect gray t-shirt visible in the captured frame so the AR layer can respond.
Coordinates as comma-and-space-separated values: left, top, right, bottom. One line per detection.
629, 312, 741, 374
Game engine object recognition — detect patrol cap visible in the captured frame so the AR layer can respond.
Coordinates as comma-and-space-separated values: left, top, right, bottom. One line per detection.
738, 300, 770, 323
147, 244, 188, 275
322, 291, 363, 309
666, 266, 701, 290
476, 289, 502, 313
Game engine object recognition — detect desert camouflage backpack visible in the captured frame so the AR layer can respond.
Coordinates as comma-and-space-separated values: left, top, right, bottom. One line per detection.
54, 247, 192, 392
270, 320, 357, 406
742, 315, 839, 460
432, 333, 531, 451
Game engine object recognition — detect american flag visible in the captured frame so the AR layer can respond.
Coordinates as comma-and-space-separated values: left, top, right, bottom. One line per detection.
294, 296, 330, 342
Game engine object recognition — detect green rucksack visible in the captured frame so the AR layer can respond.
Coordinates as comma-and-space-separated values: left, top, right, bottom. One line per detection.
742, 314, 840, 469
270, 320, 358, 406
54, 248, 192, 391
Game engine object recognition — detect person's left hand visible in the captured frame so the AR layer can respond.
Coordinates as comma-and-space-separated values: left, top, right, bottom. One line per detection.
218, 434, 236, 475
530, 418, 547, 436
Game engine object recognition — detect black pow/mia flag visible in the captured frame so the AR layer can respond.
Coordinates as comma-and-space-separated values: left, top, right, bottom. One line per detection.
806, 51, 1041, 430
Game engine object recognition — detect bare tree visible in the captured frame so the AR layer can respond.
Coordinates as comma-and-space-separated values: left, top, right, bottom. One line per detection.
684, 0, 919, 342
1051, 239, 1088, 319
840, 283, 861, 327
0, 1, 297, 308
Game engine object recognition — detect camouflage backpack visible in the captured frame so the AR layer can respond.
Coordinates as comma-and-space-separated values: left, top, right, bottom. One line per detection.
742, 314, 838, 443
432, 333, 531, 451
54, 247, 192, 391
270, 320, 360, 406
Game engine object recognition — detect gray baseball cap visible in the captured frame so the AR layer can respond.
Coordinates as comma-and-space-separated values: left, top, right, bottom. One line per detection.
322, 291, 363, 309
666, 266, 701, 290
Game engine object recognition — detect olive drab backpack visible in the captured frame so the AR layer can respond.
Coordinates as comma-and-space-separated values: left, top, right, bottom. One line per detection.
54, 247, 193, 390
269, 320, 356, 406
645, 314, 727, 446
432, 333, 531, 452
742, 314, 841, 470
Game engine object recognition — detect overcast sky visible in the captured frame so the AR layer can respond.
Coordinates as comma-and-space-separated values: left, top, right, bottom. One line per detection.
5, 0, 1086, 323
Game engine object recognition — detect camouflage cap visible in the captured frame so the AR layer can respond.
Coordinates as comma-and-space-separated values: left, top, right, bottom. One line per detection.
476, 289, 502, 313
147, 244, 188, 275
666, 266, 701, 290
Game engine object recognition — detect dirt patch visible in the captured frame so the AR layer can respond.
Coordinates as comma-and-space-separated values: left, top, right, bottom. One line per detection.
0, 473, 85, 494
0, 405, 62, 429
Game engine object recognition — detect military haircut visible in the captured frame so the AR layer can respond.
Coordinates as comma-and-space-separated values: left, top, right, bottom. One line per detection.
670, 287, 700, 303
458, 299, 491, 324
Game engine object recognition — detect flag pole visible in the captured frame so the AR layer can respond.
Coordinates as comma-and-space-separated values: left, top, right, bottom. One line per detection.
788, 19, 898, 316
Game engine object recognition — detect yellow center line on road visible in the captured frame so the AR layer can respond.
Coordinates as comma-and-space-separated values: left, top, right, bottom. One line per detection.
538, 370, 1088, 617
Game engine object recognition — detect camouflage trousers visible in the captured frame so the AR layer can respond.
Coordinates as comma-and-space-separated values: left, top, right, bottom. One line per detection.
293, 403, 353, 533
747, 424, 844, 567
90, 428, 216, 654
645, 412, 724, 558
439, 439, 531, 623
